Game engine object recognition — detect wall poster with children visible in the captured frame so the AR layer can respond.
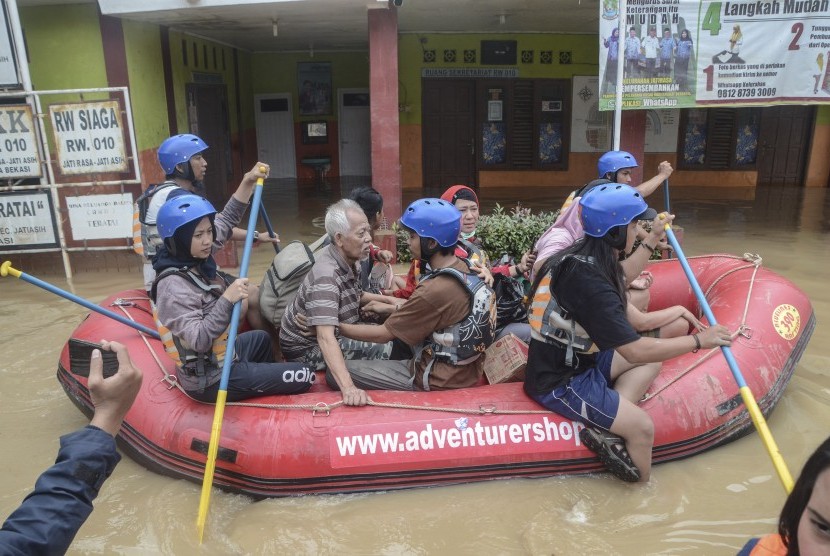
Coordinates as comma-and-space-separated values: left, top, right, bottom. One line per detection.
598, 0, 830, 110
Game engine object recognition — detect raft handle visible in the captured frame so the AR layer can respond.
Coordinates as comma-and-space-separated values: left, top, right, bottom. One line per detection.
312, 402, 331, 416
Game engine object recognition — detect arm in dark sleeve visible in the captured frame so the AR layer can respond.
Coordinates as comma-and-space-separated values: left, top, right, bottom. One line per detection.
0, 426, 121, 556
556, 262, 640, 351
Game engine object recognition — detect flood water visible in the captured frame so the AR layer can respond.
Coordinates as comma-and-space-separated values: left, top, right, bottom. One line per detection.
0, 182, 828, 555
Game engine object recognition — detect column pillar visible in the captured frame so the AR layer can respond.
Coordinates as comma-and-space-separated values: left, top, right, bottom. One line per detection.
368, 7, 402, 220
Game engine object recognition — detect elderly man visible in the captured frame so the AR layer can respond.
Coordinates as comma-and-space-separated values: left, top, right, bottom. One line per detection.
279, 199, 397, 405
333, 198, 496, 401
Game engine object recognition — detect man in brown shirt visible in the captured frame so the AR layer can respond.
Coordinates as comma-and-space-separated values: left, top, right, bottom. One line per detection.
336, 198, 496, 397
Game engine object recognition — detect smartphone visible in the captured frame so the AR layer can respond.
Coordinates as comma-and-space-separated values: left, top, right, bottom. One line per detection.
67, 339, 119, 378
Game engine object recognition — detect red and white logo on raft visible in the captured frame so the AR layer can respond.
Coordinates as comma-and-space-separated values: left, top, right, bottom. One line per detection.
330, 415, 586, 468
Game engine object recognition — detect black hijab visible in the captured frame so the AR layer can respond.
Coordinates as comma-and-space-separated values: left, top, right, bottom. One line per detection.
152, 214, 217, 279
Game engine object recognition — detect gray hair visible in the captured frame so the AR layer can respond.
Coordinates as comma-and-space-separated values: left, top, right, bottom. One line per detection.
325, 199, 362, 239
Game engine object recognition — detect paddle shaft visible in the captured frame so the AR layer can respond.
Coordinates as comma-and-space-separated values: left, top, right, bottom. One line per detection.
197, 172, 266, 541
0, 261, 160, 339
258, 204, 280, 254
663, 226, 794, 493
662, 179, 673, 259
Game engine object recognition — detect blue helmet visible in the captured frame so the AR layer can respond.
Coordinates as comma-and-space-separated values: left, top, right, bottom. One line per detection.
399, 198, 461, 248
156, 194, 216, 241
157, 134, 208, 175
580, 183, 657, 238
597, 150, 638, 179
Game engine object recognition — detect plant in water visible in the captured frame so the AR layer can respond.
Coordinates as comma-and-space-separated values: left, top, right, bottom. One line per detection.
395, 204, 559, 263
476, 204, 559, 262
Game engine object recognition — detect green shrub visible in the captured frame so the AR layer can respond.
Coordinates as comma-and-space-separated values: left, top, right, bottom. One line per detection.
395, 204, 560, 263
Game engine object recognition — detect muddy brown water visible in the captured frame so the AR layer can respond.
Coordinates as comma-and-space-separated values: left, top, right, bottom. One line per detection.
0, 183, 827, 554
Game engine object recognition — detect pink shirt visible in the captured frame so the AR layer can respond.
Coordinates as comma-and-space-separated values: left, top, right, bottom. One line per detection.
532, 199, 584, 280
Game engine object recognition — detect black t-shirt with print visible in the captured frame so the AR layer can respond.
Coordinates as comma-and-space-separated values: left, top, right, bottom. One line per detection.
524, 257, 640, 395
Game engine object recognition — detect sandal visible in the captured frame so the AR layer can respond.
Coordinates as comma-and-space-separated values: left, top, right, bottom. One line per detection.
579, 426, 641, 483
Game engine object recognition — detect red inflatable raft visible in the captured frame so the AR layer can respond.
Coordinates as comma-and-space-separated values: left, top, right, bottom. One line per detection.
57, 254, 814, 497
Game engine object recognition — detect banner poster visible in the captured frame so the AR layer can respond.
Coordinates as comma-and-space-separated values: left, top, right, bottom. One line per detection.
599, 0, 830, 110
0, 191, 58, 250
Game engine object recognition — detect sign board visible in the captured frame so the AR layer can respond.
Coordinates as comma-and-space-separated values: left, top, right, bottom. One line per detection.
0, 105, 41, 178
66, 193, 133, 241
599, 0, 830, 110
49, 100, 129, 175
0, 2, 19, 87
421, 68, 520, 78
0, 191, 58, 249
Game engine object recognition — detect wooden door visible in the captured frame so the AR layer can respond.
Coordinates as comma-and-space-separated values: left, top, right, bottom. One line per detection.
422, 79, 476, 188
757, 106, 814, 186
186, 84, 231, 205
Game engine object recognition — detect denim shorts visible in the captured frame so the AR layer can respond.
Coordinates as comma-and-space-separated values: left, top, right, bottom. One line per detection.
529, 349, 619, 430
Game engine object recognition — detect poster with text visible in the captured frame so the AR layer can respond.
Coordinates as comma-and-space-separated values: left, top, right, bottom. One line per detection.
571, 76, 613, 152
0, 191, 58, 250
66, 193, 133, 241
599, 0, 830, 110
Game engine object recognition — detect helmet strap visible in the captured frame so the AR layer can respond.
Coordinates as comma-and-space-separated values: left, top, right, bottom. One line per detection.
419, 237, 439, 275
603, 224, 628, 250
164, 236, 179, 258
173, 160, 196, 183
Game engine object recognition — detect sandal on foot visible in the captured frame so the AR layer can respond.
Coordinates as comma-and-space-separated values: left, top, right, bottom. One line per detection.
579, 426, 641, 483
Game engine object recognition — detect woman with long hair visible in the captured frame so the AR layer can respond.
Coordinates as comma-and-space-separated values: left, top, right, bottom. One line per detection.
525, 184, 732, 482
739, 435, 830, 555
675, 29, 694, 91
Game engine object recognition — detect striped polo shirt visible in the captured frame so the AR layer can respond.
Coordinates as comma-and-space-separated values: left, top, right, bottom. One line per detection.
279, 243, 363, 360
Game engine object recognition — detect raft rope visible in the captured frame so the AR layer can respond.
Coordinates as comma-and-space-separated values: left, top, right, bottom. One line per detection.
109, 251, 762, 414
109, 297, 551, 416
641, 253, 762, 401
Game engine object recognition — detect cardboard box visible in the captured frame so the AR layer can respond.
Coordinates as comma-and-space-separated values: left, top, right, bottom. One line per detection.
483, 334, 529, 384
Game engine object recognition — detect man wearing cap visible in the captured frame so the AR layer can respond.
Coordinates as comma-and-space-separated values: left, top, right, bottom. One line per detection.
331, 198, 496, 401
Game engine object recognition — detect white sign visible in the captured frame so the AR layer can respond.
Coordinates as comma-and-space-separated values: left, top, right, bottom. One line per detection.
49, 100, 129, 175
66, 193, 133, 240
0, 105, 40, 178
0, 3, 19, 87
570, 76, 612, 152
645, 108, 680, 152
0, 192, 57, 249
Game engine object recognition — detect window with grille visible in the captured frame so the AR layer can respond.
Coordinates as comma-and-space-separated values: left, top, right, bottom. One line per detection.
477, 79, 569, 170
678, 108, 760, 170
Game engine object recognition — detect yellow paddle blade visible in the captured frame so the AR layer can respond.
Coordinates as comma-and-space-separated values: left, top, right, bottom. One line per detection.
739, 386, 794, 493
196, 389, 228, 543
